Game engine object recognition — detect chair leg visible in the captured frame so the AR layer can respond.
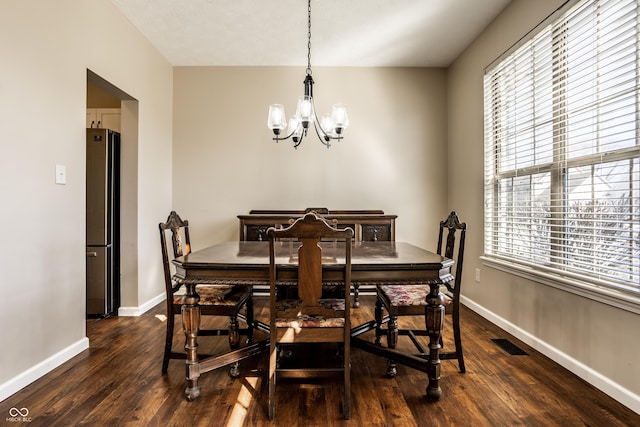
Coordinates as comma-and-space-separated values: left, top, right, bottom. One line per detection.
374, 298, 383, 346
162, 311, 174, 374
452, 306, 466, 373
246, 298, 254, 344
336, 343, 344, 363
386, 315, 398, 377
227, 315, 241, 378
268, 341, 277, 420
228, 315, 240, 348
276, 344, 292, 367
229, 361, 240, 378
344, 343, 351, 420
353, 284, 360, 308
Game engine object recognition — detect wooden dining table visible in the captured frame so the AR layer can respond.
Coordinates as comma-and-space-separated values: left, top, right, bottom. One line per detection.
172, 240, 454, 402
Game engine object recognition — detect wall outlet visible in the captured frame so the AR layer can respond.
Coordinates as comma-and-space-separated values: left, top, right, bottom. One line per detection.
475, 268, 481, 283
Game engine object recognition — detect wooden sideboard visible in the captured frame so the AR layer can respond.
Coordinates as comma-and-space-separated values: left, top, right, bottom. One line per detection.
238, 208, 397, 242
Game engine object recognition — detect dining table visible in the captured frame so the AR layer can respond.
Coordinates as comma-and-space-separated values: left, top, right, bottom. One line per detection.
172, 240, 454, 402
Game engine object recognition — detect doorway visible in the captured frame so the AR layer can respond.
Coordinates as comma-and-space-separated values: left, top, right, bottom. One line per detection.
86, 69, 139, 318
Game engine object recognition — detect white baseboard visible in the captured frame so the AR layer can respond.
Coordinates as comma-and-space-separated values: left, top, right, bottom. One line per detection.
0, 338, 89, 403
118, 292, 165, 317
1, 292, 166, 403
462, 295, 640, 415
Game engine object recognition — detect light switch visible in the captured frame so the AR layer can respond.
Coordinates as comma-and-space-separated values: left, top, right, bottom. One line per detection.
55, 164, 66, 185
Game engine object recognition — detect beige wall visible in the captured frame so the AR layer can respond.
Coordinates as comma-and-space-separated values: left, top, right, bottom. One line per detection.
172, 66, 449, 250
447, 0, 640, 411
0, 0, 172, 399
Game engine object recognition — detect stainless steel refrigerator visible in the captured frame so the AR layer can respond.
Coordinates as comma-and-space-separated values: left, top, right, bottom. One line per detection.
86, 128, 120, 317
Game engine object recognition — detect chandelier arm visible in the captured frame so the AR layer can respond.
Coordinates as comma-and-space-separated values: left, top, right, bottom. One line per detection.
311, 104, 332, 141
271, 124, 306, 149
272, 128, 299, 142
311, 101, 342, 142
312, 121, 331, 148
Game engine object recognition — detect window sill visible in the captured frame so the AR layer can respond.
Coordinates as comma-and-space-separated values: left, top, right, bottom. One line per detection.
480, 256, 640, 315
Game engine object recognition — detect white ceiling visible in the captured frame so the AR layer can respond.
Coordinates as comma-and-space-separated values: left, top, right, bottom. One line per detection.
110, 0, 511, 67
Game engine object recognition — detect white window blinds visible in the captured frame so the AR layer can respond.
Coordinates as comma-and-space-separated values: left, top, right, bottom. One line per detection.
484, 0, 640, 294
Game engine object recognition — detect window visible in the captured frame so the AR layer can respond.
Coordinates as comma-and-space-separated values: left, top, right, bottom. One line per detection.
484, 0, 640, 297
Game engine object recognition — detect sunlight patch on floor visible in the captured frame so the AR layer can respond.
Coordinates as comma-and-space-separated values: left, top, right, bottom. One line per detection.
226, 376, 259, 427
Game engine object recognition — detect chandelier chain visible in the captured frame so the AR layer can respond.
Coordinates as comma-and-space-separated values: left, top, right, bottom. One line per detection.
307, 0, 312, 75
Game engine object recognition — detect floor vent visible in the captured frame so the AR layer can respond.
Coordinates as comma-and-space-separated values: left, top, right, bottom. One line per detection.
491, 338, 528, 356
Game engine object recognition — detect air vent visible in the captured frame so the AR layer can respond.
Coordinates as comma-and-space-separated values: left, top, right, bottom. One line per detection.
491, 338, 528, 356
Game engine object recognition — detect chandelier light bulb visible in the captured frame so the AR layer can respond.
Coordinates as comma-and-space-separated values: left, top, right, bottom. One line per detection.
267, 104, 287, 134
321, 114, 336, 137
288, 117, 303, 141
331, 104, 349, 134
296, 96, 314, 126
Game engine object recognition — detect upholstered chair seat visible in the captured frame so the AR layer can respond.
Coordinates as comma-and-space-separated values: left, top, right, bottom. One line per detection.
377, 284, 453, 308
173, 284, 250, 306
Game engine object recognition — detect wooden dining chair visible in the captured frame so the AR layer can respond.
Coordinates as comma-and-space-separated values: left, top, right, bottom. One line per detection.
159, 211, 253, 375
267, 212, 353, 420
375, 211, 467, 376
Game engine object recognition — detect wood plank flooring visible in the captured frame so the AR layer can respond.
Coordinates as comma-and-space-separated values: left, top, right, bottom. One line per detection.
1, 296, 638, 426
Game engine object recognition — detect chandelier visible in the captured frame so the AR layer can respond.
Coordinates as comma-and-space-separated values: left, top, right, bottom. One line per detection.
267, 0, 349, 149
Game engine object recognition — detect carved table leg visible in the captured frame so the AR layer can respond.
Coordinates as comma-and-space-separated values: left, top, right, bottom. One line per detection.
182, 284, 201, 401
425, 283, 444, 400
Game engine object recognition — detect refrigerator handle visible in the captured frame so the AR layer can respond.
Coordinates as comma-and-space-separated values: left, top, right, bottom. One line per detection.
86, 251, 98, 257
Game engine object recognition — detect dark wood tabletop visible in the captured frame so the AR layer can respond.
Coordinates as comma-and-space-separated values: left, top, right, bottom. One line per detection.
174, 241, 453, 284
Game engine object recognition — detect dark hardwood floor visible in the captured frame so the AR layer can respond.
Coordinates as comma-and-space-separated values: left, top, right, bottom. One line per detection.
1, 296, 638, 426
